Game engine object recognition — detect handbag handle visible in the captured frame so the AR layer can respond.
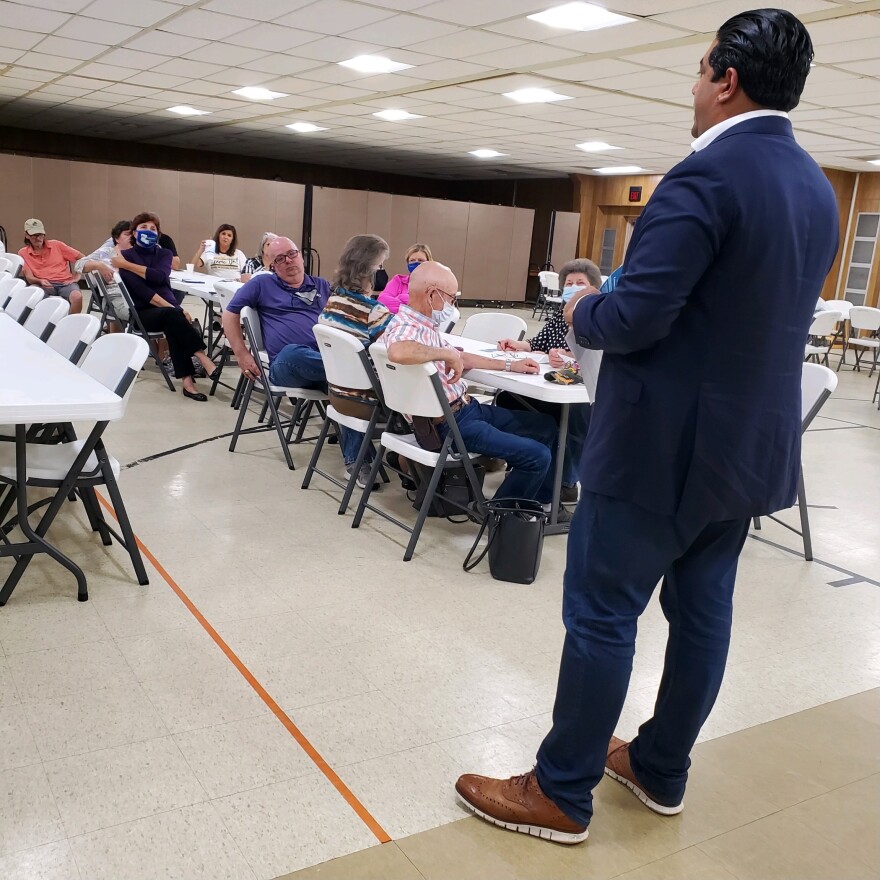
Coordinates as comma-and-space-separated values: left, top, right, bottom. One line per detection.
463, 512, 497, 572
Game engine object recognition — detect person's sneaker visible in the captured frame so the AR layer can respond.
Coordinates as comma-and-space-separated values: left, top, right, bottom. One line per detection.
560, 484, 579, 504
347, 463, 379, 491
604, 737, 684, 815
456, 770, 589, 845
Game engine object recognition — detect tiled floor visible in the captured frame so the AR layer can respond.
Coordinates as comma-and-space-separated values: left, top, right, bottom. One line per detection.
0, 307, 878, 879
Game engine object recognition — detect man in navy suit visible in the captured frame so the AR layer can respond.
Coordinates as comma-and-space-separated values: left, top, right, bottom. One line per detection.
456, 9, 839, 843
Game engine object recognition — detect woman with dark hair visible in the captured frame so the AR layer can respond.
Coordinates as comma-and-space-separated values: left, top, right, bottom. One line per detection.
192, 223, 247, 281
112, 211, 217, 402
318, 234, 394, 488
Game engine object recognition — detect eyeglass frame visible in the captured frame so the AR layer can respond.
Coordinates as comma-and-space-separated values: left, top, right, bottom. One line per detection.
271, 248, 301, 268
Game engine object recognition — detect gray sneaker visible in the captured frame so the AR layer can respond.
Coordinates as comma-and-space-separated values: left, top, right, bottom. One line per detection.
347, 463, 379, 491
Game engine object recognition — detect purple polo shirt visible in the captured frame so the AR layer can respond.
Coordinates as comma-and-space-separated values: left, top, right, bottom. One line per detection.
226, 272, 331, 362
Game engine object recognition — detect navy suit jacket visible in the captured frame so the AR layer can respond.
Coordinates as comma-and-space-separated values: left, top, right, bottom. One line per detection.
573, 116, 839, 525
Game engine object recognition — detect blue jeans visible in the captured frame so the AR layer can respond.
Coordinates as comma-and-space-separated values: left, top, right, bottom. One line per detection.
535, 491, 750, 825
438, 399, 559, 503
269, 344, 362, 465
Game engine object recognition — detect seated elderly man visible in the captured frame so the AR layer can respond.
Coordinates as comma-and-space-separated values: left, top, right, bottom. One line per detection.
383, 261, 567, 520
18, 218, 85, 314
222, 236, 361, 466
75, 220, 134, 326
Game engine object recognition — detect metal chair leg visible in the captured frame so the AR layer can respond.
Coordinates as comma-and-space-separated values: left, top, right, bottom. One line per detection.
796, 466, 812, 561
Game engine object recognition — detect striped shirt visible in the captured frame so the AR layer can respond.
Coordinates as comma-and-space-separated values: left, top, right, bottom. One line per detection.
318, 286, 393, 404
383, 304, 468, 403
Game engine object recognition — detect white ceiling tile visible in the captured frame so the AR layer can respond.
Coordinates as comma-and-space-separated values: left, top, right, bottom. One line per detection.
0, 1, 71, 32
278, 0, 395, 34
161, 9, 252, 40
185, 43, 270, 66
126, 30, 208, 55
53, 14, 140, 43
240, 54, 323, 76
33, 35, 109, 60
151, 58, 226, 78
124, 71, 190, 88
409, 58, 492, 80
807, 14, 880, 45
0, 46, 25, 64
6, 67, 56, 83
539, 58, 648, 82
81, 0, 180, 28
203, 0, 313, 19
227, 24, 320, 52
299, 83, 377, 101
101, 48, 169, 69
653, 0, 838, 31
815, 37, 880, 65
14, 53, 80, 73
408, 28, 525, 60
472, 42, 581, 69
176, 79, 235, 96
834, 59, 880, 78
412, 0, 549, 27
0, 28, 43, 51
545, 19, 688, 53
201, 68, 275, 87
98, 82, 161, 96
292, 35, 385, 62
77, 62, 142, 81
353, 14, 462, 47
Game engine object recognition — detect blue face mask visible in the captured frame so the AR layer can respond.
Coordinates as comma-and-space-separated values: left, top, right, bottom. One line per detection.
407, 261, 422, 274
134, 228, 159, 248
561, 284, 585, 303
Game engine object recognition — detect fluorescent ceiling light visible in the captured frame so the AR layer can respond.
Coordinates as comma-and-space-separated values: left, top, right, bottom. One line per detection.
503, 87, 572, 104
232, 86, 287, 100
868, 159, 880, 166
373, 109, 423, 121
286, 122, 327, 133
576, 141, 621, 152
593, 165, 644, 174
528, 2, 635, 31
339, 55, 412, 74
166, 105, 210, 116
470, 149, 506, 158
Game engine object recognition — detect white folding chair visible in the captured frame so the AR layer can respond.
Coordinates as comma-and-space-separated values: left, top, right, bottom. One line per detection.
0, 257, 9, 275
460, 312, 528, 344
533, 270, 559, 319
804, 309, 842, 366
1, 253, 24, 278
753, 362, 838, 561
302, 325, 390, 513
352, 343, 486, 561
0, 276, 25, 311
4, 286, 43, 324
23, 296, 70, 342
0, 335, 151, 602
228, 306, 328, 470
47, 314, 101, 364
837, 306, 880, 376
207, 280, 241, 397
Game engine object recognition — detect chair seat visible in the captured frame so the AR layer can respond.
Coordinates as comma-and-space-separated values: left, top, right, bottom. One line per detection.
285, 388, 328, 401
805, 344, 828, 356
327, 404, 373, 433
380, 431, 483, 468
545, 296, 563, 305
848, 337, 879, 348
0, 440, 119, 483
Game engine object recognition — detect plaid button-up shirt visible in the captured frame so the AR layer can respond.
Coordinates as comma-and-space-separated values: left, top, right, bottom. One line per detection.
383, 304, 468, 403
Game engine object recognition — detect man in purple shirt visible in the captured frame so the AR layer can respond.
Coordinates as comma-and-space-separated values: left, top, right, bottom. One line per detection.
223, 237, 331, 389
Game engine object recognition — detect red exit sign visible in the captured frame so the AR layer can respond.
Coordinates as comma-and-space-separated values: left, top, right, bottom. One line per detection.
628, 186, 642, 203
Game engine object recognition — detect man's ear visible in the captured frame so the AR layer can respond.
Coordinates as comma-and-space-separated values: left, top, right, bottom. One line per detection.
716, 66, 739, 105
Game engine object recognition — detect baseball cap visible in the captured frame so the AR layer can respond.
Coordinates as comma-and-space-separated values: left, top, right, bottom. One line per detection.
24, 219, 45, 235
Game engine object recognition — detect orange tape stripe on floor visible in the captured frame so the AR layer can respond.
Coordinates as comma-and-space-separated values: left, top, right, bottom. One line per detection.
95, 491, 391, 844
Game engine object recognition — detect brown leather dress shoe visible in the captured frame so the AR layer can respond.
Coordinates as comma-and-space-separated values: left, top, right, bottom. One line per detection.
604, 736, 684, 815
455, 770, 589, 844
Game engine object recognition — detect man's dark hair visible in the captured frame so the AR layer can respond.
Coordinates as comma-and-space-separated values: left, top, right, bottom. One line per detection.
710, 8, 813, 111
111, 220, 131, 243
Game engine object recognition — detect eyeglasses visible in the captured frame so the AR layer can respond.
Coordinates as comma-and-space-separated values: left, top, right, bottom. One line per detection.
431, 287, 459, 304
272, 249, 300, 267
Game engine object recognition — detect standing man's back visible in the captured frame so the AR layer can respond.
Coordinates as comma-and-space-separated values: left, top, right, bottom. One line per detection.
455, 8, 840, 846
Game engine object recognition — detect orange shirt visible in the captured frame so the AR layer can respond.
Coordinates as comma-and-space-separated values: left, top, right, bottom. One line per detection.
19, 239, 81, 283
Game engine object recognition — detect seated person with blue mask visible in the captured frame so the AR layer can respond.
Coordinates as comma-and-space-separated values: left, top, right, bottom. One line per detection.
497, 258, 602, 505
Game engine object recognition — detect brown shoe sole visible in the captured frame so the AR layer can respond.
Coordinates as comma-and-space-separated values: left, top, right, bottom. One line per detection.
455, 790, 589, 845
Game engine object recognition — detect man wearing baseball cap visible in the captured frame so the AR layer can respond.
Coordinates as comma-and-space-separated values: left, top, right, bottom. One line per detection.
19, 219, 85, 313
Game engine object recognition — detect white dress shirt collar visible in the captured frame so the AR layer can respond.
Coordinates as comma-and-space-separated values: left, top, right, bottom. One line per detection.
690, 109, 789, 153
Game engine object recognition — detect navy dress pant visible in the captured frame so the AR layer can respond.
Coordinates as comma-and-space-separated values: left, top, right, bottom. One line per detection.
535, 490, 750, 825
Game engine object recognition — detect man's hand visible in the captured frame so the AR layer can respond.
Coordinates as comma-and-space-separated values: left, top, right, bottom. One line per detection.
110, 253, 126, 270
498, 338, 530, 352
511, 358, 540, 375
441, 349, 464, 383
39, 279, 53, 289
239, 350, 260, 380
563, 286, 600, 325
97, 264, 114, 282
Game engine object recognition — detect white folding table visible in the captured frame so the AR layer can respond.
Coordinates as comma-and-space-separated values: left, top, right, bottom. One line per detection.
0, 313, 125, 602
443, 332, 591, 534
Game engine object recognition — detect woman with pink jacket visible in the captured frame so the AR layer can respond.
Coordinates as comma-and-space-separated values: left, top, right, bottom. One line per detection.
377, 243, 432, 314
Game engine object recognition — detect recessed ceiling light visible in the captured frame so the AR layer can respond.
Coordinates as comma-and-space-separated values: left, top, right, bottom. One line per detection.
503, 87, 572, 104
528, 1, 635, 31
576, 141, 621, 152
593, 165, 644, 174
868, 159, 880, 166
339, 55, 412, 74
286, 122, 328, 133
470, 149, 507, 158
232, 87, 287, 100
166, 105, 210, 116
373, 109, 423, 121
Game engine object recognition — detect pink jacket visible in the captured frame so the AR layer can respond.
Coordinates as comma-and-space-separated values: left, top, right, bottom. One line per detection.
377, 273, 409, 314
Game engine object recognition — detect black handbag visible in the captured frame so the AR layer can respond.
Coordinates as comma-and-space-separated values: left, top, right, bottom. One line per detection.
463, 499, 547, 584
411, 461, 485, 518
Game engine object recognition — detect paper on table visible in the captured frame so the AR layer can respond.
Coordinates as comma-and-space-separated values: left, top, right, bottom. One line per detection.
484, 349, 550, 364
565, 329, 602, 400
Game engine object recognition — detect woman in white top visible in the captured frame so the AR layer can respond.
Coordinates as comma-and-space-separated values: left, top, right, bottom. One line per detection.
192, 224, 247, 280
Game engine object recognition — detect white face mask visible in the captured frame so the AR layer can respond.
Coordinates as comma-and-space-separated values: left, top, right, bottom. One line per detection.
430, 292, 457, 326
561, 284, 585, 303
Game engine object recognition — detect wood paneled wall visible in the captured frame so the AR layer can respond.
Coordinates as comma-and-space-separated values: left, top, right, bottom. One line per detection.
311, 187, 534, 301
0, 153, 304, 264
